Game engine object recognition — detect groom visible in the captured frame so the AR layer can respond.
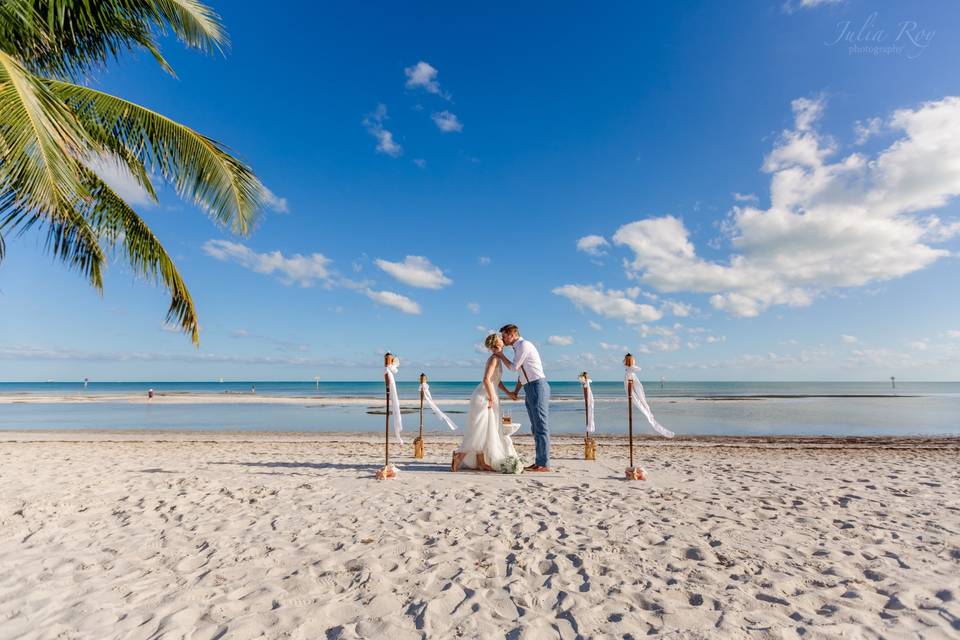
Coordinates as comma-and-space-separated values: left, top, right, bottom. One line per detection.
495, 324, 551, 472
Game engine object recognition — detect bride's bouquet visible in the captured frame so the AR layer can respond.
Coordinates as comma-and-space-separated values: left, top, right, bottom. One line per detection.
499, 456, 525, 474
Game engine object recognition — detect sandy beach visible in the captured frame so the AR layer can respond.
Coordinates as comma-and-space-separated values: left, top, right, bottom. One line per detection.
1, 432, 958, 639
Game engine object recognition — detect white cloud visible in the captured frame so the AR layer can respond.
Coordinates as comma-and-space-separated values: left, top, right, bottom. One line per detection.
841, 334, 859, 344
588, 321, 603, 331
553, 284, 662, 324
548, 335, 574, 346
432, 111, 463, 133
648, 336, 681, 352
705, 335, 726, 344
923, 217, 960, 242
639, 324, 676, 338
413, 158, 427, 169
661, 300, 693, 317
611, 96, 960, 318
203, 240, 333, 287
364, 289, 421, 315
404, 61, 449, 98
86, 154, 154, 206
0, 344, 366, 368
467, 302, 480, 314
733, 192, 758, 202
948, 330, 960, 338
907, 340, 928, 351
854, 117, 883, 145
478, 256, 491, 266
374, 255, 452, 289
576, 235, 610, 256
783, 0, 843, 13
599, 341, 628, 351
363, 104, 402, 157
263, 187, 289, 213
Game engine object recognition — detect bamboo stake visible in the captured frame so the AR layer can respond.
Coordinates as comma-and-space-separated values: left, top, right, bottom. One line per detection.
377, 353, 397, 479
414, 373, 426, 458
384, 353, 391, 467
624, 353, 644, 480
581, 371, 595, 460
625, 355, 634, 468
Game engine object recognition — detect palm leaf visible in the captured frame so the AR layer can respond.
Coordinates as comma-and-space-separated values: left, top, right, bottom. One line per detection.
80, 166, 199, 343
0, 49, 104, 286
51, 79, 265, 235
0, 0, 226, 78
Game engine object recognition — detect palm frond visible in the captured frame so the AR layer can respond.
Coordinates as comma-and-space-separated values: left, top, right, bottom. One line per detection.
150, 0, 227, 54
0, 50, 87, 213
51, 79, 266, 234
81, 166, 199, 343
0, 49, 105, 286
0, 0, 227, 78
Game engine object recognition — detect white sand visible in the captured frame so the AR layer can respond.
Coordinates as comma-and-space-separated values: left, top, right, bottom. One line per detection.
1, 432, 958, 639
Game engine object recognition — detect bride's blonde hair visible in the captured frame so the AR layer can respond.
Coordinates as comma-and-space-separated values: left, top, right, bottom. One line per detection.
484, 333, 503, 351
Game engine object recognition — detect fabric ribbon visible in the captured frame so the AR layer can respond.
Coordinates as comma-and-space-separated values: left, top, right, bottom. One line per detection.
384, 364, 403, 444
624, 365, 674, 438
420, 382, 458, 430
579, 375, 596, 433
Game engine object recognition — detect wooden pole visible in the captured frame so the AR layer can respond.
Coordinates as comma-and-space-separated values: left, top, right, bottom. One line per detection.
384, 353, 392, 467
414, 373, 426, 458
625, 354, 635, 469
582, 373, 589, 435
419, 374, 426, 441
582, 371, 595, 461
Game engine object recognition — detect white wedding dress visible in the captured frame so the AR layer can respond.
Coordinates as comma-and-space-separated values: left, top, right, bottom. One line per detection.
456, 359, 518, 469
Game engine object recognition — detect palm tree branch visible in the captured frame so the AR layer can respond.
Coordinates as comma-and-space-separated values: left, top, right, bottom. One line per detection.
80, 166, 199, 343
0, 1, 227, 77
50, 79, 265, 235
0, 49, 105, 287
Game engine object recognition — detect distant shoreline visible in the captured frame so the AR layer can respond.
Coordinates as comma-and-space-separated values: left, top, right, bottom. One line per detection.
0, 391, 922, 405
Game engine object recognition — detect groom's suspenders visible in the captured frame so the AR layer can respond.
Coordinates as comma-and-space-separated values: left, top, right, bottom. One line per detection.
520, 364, 530, 386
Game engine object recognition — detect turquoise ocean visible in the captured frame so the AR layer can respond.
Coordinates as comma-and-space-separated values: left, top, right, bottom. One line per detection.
1, 380, 957, 437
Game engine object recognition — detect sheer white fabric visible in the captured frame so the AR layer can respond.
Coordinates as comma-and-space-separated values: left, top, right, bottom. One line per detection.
580, 375, 596, 433
420, 382, 458, 430
625, 365, 674, 438
384, 363, 403, 444
456, 359, 518, 469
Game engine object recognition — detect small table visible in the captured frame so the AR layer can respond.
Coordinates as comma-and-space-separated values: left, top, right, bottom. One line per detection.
501, 422, 521, 437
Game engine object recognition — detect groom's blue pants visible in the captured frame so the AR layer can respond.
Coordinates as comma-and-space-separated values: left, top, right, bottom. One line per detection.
523, 378, 551, 467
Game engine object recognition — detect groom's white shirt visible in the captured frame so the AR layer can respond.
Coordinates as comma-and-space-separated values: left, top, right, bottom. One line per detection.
505, 337, 545, 385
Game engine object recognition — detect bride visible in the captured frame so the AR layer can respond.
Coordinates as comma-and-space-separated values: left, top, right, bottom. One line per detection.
451, 333, 519, 472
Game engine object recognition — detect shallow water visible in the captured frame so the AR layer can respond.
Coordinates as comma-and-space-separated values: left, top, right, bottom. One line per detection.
1, 381, 957, 436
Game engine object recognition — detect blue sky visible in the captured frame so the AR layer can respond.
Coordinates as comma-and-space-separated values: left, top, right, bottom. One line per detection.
2, 0, 959, 381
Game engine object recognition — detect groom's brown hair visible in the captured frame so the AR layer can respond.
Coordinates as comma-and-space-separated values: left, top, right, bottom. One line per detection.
499, 324, 519, 336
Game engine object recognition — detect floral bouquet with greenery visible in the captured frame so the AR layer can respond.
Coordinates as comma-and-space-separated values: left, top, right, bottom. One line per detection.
499, 456, 525, 475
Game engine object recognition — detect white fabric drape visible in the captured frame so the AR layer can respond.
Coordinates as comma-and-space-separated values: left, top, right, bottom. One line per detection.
420, 382, 458, 430
384, 364, 403, 444
624, 365, 674, 438
580, 375, 596, 433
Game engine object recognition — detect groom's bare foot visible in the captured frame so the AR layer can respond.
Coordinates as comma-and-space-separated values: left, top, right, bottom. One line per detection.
451, 451, 466, 472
